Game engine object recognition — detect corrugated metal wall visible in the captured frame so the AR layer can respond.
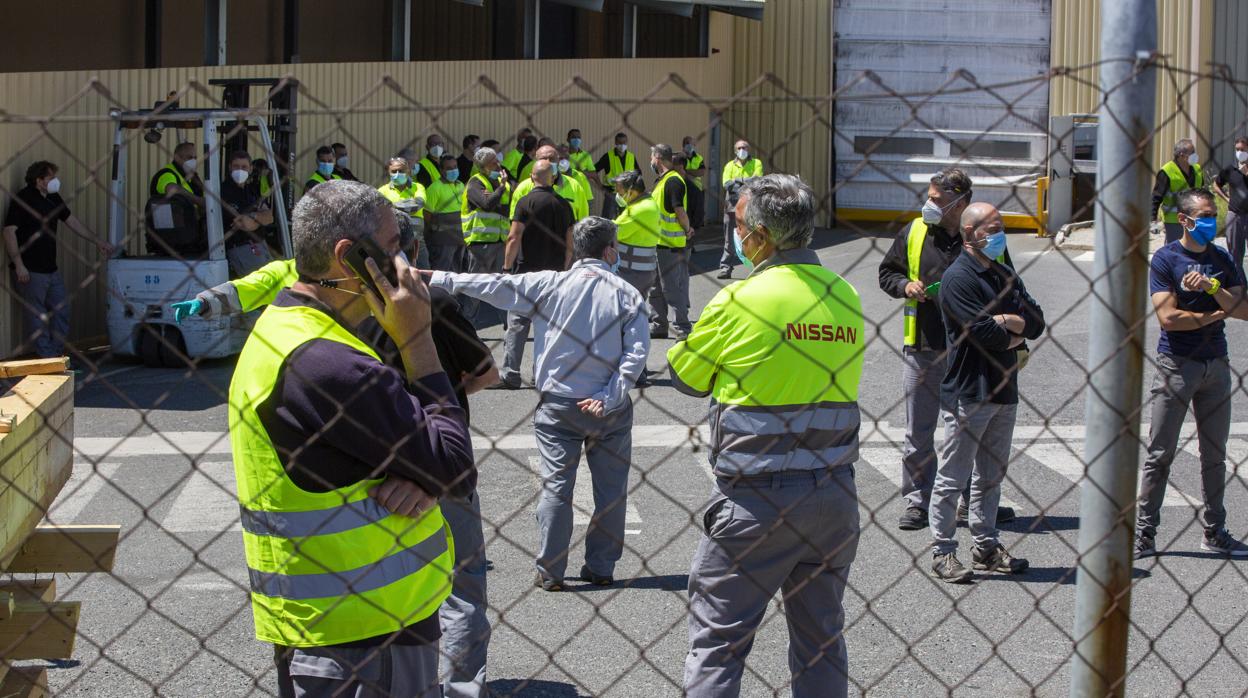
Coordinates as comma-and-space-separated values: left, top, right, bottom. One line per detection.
1049, 0, 1218, 168
0, 51, 734, 355
1209, 0, 1248, 169
726, 0, 833, 220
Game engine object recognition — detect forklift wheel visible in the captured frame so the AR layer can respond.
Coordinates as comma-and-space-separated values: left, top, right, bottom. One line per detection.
157, 325, 190, 368
138, 324, 163, 368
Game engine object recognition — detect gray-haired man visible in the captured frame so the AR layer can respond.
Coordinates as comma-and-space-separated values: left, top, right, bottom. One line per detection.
460, 146, 513, 321
428, 217, 650, 589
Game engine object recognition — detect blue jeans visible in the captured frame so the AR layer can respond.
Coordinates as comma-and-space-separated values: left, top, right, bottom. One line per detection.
14, 270, 69, 357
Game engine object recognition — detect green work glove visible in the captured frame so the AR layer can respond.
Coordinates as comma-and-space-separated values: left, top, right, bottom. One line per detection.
171, 299, 204, 324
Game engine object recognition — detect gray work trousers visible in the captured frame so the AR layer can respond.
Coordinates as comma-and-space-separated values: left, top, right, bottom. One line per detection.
439, 493, 491, 698
14, 270, 69, 358
284, 643, 440, 698
226, 240, 273, 278
428, 244, 467, 273
649, 246, 691, 331
1137, 353, 1232, 539
719, 210, 738, 271
601, 193, 620, 220
901, 349, 943, 509
618, 267, 655, 299
1226, 210, 1248, 273
501, 312, 531, 384
685, 467, 860, 698
533, 395, 634, 581
930, 400, 1017, 556
461, 242, 504, 322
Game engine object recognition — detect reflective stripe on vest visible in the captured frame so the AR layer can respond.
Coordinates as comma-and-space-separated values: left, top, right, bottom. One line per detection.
667, 257, 865, 476
228, 303, 454, 647
654, 170, 687, 248
1160, 161, 1205, 224
461, 173, 508, 244
617, 242, 658, 272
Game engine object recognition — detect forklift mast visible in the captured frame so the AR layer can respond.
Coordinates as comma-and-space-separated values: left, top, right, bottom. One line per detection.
209, 77, 298, 216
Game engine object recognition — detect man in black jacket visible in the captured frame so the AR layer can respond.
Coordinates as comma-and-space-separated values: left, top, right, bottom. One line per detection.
929, 202, 1045, 583
878, 168, 1016, 531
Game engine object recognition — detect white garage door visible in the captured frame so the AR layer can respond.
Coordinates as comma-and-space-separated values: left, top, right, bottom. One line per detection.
833, 0, 1051, 216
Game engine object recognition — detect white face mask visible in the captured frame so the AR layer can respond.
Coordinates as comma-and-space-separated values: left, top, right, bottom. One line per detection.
558, 159, 571, 173
230, 169, 249, 185
336, 155, 349, 169
736, 148, 749, 161
1236, 150, 1248, 164
430, 145, 445, 158
921, 194, 963, 225
1187, 152, 1200, 165
45, 177, 62, 195
182, 158, 198, 174
616, 143, 628, 154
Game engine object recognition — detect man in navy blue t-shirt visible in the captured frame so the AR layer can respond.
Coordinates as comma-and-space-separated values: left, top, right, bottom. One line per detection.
1138, 187, 1248, 558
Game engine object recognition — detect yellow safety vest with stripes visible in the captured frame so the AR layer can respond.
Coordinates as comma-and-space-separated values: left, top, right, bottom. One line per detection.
461, 173, 509, 244
903, 219, 1004, 347
603, 149, 637, 191
653, 169, 687, 248
228, 303, 454, 647
668, 249, 864, 475
1159, 160, 1204, 224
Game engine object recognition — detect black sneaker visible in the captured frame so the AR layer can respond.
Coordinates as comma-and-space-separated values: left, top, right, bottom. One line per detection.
972, 543, 1029, 574
898, 506, 929, 531
931, 552, 974, 584
534, 573, 563, 592
957, 502, 1016, 524
579, 565, 613, 586
487, 376, 523, 390
716, 268, 732, 279
1201, 528, 1248, 557
1135, 534, 1156, 559
649, 324, 669, 340
672, 325, 692, 340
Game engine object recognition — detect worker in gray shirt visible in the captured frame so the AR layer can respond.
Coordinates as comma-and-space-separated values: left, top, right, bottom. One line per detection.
427, 216, 650, 590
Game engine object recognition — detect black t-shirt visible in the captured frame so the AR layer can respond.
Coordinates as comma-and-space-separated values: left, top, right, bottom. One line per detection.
662, 174, 687, 212
4, 185, 71, 273
221, 179, 263, 247
1217, 166, 1248, 215
457, 154, 474, 180
512, 186, 574, 272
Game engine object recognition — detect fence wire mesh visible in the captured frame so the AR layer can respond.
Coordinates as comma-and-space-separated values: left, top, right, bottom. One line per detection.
1, 52, 1247, 698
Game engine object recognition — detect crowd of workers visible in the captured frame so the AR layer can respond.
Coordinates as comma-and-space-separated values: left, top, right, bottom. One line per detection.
5, 129, 1248, 696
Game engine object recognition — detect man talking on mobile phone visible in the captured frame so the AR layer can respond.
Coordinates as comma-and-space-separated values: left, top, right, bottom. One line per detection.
228, 180, 476, 697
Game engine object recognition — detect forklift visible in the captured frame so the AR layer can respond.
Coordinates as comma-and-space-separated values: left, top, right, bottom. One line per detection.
105, 79, 298, 367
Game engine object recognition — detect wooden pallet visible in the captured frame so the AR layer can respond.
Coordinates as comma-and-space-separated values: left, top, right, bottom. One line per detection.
0, 363, 119, 685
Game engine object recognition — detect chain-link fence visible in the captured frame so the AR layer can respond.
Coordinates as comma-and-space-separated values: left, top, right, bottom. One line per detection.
3, 16, 1248, 698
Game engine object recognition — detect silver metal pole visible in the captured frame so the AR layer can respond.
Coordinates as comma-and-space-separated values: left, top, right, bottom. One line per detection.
1071, 1, 1156, 697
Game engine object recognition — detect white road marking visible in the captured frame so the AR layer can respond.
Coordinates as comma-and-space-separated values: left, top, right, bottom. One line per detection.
46, 462, 123, 524
1180, 436, 1248, 480
160, 461, 242, 533
1019, 442, 1200, 508
527, 456, 642, 530
858, 446, 1022, 510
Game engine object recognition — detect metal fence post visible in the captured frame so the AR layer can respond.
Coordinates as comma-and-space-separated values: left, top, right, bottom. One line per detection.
1071, 1, 1157, 696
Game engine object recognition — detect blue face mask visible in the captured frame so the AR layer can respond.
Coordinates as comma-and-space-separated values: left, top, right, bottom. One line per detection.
446, 169, 460, 182
317, 161, 335, 177
488, 169, 501, 180
1189, 216, 1218, 245
979, 231, 1007, 260
569, 138, 583, 149
734, 228, 757, 271
608, 248, 621, 274
390, 172, 408, 186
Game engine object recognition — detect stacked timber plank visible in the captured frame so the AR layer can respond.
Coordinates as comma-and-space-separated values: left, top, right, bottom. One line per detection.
0, 358, 119, 698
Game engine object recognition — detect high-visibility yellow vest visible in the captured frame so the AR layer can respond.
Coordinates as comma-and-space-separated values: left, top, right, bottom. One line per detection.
378, 181, 426, 220
418, 157, 441, 184
686, 152, 705, 190
425, 179, 466, 215
228, 302, 454, 647
234, 259, 298, 312
569, 150, 594, 174
602, 149, 637, 191
502, 149, 523, 178
151, 162, 193, 198
568, 168, 595, 202
667, 252, 864, 475
305, 171, 342, 193
722, 157, 764, 186
653, 170, 687, 248
1159, 160, 1205, 224
510, 176, 589, 221
615, 196, 662, 248
902, 219, 1004, 347
461, 173, 509, 244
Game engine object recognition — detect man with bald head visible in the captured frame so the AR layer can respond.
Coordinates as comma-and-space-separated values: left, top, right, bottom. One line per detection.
928, 202, 1045, 583
509, 144, 589, 222
489, 158, 577, 389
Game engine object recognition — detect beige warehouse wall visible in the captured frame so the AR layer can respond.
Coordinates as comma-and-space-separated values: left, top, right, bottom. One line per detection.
1050, 0, 1219, 168
0, 46, 734, 356
726, 0, 833, 222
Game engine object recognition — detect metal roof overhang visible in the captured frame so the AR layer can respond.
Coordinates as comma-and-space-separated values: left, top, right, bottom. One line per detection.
450, 0, 764, 21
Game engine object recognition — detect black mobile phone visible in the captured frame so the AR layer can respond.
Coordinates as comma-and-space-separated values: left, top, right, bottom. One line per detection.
343, 236, 398, 300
